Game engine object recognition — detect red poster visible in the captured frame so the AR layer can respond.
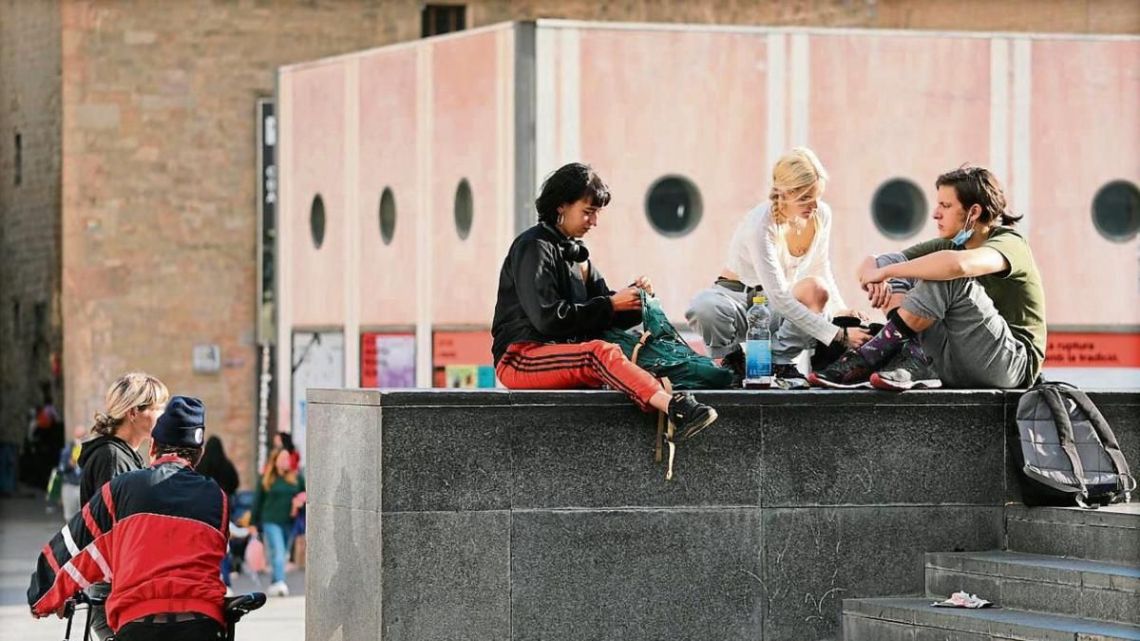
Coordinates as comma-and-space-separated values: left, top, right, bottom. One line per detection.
1045, 333, 1140, 368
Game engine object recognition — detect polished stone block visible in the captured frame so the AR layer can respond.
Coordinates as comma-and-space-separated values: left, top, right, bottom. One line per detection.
762, 402, 1005, 506
509, 402, 763, 509
762, 507, 1003, 641
381, 406, 513, 512
382, 511, 511, 641
510, 509, 762, 641
305, 399, 382, 511
305, 503, 382, 641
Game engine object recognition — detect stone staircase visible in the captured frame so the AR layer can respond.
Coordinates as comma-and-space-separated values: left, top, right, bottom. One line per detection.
843, 503, 1140, 641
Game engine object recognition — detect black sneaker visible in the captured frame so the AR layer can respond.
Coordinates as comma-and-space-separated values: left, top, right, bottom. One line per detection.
667, 393, 719, 442
772, 363, 809, 390
870, 347, 942, 391
807, 350, 873, 389
720, 347, 745, 388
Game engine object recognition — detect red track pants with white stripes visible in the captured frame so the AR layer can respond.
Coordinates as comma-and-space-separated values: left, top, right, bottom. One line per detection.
496, 340, 663, 411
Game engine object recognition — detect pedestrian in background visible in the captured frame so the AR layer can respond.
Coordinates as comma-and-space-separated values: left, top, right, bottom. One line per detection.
57, 425, 87, 520
250, 448, 305, 597
197, 435, 239, 496
197, 435, 242, 591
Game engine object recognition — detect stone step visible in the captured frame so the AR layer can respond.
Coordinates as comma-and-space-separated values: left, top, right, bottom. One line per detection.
1006, 503, 1140, 565
843, 597, 1140, 641
926, 551, 1140, 625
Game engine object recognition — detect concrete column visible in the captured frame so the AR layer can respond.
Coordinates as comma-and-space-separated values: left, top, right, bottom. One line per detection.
415, 45, 435, 388
344, 59, 361, 387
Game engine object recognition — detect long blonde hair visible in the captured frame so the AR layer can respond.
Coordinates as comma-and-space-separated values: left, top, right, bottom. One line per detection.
262, 448, 299, 490
92, 372, 169, 437
769, 147, 829, 226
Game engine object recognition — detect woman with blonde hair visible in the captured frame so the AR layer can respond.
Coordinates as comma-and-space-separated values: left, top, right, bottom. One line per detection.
78, 372, 170, 506
685, 147, 870, 385
75, 371, 168, 640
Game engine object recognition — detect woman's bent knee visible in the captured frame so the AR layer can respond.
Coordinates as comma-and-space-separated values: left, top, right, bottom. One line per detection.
792, 277, 829, 312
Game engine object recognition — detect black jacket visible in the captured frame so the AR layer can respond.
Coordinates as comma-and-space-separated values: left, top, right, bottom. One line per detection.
77, 435, 146, 507
491, 223, 642, 364
197, 455, 239, 497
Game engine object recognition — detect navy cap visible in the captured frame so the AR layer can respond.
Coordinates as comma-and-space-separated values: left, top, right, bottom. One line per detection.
152, 396, 206, 447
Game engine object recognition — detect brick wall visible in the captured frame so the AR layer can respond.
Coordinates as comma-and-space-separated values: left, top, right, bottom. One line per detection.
0, 0, 62, 450
471, 0, 1140, 33
59, 0, 424, 489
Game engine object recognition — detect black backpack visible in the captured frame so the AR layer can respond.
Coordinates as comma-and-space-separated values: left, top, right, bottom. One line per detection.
1015, 382, 1135, 508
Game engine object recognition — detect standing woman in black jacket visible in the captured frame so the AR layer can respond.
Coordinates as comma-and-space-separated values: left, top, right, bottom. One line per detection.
492, 163, 718, 442
78, 372, 170, 506
74, 371, 168, 639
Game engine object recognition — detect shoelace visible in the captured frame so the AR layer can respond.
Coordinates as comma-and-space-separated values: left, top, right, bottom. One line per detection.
655, 380, 677, 481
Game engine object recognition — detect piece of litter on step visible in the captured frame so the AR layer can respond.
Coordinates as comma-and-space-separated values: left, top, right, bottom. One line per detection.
932, 591, 993, 609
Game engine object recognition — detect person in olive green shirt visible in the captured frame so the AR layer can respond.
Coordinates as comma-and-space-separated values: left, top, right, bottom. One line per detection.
809, 165, 1046, 390
249, 449, 306, 597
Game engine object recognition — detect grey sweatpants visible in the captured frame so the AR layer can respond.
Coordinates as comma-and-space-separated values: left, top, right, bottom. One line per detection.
878, 253, 1028, 388
685, 284, 816, 363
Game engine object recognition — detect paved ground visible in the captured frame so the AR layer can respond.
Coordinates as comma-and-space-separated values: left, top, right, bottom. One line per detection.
0, 492, 305, 641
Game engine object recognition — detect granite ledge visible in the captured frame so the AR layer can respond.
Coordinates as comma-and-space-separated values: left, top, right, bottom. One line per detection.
297, 387, 1116, 409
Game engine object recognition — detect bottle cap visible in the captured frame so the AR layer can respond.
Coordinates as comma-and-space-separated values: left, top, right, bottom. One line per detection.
753, 295, 767, 305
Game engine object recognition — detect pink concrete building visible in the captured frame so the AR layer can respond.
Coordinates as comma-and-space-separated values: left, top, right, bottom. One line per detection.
275, 21, 1139, 441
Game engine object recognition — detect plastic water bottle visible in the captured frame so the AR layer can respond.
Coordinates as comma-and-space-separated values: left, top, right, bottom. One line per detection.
744, 295, 772, 389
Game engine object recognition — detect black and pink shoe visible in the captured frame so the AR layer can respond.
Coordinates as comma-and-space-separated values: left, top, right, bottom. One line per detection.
807, 350, 874, 389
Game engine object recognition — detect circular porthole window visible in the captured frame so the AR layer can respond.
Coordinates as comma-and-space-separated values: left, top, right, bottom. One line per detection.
645, 175, 703, 237
871, 178, 926, 240
310, 194, 326, 249
379, 187, 396, 245
454, 179, 473, 240
1091, 180, 1139, 243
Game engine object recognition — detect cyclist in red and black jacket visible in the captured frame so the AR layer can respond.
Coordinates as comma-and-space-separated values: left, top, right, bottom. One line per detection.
28, 396, 230, 641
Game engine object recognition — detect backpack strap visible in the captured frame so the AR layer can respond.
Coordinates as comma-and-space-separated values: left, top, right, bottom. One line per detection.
654, 378, 676, 481
1039, 385, 1090, 504
1062, 388, 1136, 502
632, 331, 652, 366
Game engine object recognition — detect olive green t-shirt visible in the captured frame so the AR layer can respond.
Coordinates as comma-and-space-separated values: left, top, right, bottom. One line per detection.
902, 227, 1047, 384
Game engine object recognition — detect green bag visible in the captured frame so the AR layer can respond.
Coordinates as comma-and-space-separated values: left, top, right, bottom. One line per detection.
602, 291, 733, 390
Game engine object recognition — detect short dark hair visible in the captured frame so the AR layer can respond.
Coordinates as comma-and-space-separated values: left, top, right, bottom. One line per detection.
534, 163, 611, 225
936, 165, 1023, 226
155, 442, 203, 467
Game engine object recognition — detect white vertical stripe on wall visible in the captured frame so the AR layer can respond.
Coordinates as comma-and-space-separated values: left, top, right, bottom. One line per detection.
275, 71, 293, 432
535, 26, 557, 188
558, 27, 581, 166
344, 59, 361, 387
415, 45, 435, 387
789, 33, 810, 148
989, 39, 1011, 187
766, 33, 788, 176
1012, 38, 1032, 233
497, 29, 514, 254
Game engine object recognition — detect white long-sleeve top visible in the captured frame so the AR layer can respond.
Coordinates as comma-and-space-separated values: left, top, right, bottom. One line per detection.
724, 200, 846, 345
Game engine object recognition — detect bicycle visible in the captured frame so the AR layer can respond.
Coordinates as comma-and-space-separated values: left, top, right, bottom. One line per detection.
61, 590, 266, 641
